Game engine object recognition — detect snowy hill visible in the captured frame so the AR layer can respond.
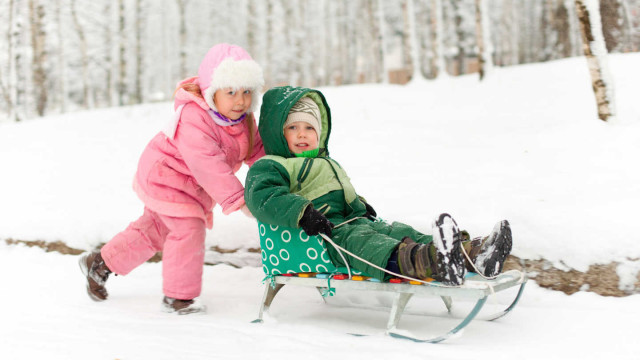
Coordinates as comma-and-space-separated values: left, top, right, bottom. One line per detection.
2, 53, 639, 274
0, 54, 639, 359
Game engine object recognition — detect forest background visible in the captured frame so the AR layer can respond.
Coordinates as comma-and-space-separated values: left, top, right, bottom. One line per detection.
1, 0, 639, 123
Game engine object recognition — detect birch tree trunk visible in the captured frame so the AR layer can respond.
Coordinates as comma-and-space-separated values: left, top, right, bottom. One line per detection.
376, 0, 388, 83
103, 1, 115, 107
433, 0, 448, 78
247, 0, 256, 57
405, 0, 423, 81
265, 0, 273, 87
56, 0, 67, 112
134, 0, 144, 103
619, 0, 634, 51
15, 9, 26, 121
322, 0, 331, 86
363, 0, 381, 83
71, 0, 90, 108
176, 0, 188, 79
565, 0, 581, 56
118, 0, 127, 105
599, 0, 623, 52
475, 0, 493, 80
452, 0, 466, 75
575, 0, 615, 122
29, 0, 47, 116
5, 0, 17, 121
508, 0, 519, 65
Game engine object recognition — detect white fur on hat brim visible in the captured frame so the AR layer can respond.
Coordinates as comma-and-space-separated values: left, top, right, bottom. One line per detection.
203, 58, 265, 113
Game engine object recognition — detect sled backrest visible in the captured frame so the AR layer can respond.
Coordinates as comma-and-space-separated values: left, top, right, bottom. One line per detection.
257, 221, 367, 276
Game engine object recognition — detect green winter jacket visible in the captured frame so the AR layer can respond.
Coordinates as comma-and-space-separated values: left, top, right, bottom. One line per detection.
244, 86, 368, 228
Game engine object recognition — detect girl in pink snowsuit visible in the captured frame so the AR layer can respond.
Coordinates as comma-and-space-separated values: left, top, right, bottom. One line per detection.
80, 43, 265, 314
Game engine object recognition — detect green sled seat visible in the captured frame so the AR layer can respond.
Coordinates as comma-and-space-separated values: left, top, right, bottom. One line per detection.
258, 221, 369, 277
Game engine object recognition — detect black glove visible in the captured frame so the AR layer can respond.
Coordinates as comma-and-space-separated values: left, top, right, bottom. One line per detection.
363, 201, 377, 220
299, 206, 334, 237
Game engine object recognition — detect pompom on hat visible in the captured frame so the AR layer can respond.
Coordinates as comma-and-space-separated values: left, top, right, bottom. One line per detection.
284, 97, 322, 140
197, 43, 264, 113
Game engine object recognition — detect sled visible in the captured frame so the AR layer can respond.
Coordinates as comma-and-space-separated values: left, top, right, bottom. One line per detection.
252, 222, 527, 343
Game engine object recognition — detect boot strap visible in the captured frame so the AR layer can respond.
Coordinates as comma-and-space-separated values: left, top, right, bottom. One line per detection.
397, 237, 419, 278
413, 244, 435, 279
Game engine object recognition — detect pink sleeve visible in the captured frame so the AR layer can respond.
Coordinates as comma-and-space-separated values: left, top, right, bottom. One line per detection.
246, 117, 265, 166
173, 105, 245, 214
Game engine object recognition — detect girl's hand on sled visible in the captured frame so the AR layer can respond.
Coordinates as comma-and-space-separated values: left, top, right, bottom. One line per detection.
299, 206, 334, 237
240, 205, 254, 219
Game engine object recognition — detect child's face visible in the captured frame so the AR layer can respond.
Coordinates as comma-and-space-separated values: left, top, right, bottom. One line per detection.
213, 87, 252, 119
284, 121, 318, 154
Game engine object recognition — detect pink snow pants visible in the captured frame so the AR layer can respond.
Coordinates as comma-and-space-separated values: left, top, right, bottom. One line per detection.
100, 207, 206, 300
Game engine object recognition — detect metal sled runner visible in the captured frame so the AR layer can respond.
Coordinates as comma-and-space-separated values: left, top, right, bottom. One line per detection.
252, 221, 527, 343
253, 270, 526, 343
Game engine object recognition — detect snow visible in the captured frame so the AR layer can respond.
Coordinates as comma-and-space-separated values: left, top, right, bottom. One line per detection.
1, 53, 639, 358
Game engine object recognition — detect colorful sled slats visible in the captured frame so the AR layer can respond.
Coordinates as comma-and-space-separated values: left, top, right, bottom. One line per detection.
297, 272, 316, 278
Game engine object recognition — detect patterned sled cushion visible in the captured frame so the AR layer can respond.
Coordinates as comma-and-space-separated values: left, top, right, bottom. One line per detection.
258, 221, 367, 276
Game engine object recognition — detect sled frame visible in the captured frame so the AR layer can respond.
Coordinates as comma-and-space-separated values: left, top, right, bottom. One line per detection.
252, 270, 526, 343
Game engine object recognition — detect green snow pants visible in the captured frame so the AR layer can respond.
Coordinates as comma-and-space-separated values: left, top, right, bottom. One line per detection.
326, 218, 433, 280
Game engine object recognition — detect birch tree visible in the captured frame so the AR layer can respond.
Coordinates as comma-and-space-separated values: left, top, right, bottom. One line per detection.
599, 0, 624, 52
12, 0, 26, 122
118, 0, 127, 105
70, 0, 90, 108
54, 0, 68, 112
377, 0, 389, 83
176, 0, 188, 80
475, 0, 493, 79
4, 0, 18, 121
433, 0, 448, 78
405, 0, 424, 81
134, 0, 145, 103
29, 0, 47, 116
103, 1, 115, 107
575, 0, 616, 121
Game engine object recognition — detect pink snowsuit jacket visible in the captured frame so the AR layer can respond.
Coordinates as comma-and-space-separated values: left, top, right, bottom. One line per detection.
133, 81, 265, 228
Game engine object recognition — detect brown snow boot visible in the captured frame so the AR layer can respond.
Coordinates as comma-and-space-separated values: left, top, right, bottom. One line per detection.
463, 220, 512, 277
162, 297, 207, 315
79, 251, 112, 301
396, 237, 438, 280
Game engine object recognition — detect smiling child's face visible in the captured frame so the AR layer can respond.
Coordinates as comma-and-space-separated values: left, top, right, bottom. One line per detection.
213, 87, 252, 120
284, 121, 319, 154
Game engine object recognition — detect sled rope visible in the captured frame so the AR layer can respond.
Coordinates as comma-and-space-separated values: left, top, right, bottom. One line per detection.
321, 217, 461, 288
320, 217, 524, 291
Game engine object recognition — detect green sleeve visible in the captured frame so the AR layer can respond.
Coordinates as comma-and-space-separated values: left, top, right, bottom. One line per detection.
244, 159, 310, 228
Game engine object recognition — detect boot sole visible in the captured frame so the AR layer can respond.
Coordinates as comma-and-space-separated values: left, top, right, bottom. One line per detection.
475, 220, 512, 277
432, 213, 466, 286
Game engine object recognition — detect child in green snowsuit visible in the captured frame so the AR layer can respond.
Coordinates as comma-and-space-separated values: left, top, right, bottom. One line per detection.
245, 86, 512, 285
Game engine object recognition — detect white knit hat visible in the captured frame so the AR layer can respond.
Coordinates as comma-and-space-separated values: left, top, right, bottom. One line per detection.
284, 97, 321, 139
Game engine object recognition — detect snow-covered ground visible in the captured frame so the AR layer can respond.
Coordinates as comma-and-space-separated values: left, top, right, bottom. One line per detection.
0, 244, 637, 359
1, 54, 639, 358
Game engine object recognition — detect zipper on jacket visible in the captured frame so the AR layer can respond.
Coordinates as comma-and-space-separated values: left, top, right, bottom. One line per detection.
296, 158, 314, 190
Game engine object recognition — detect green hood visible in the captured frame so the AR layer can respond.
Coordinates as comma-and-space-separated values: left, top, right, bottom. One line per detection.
259, 86, 331, 158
